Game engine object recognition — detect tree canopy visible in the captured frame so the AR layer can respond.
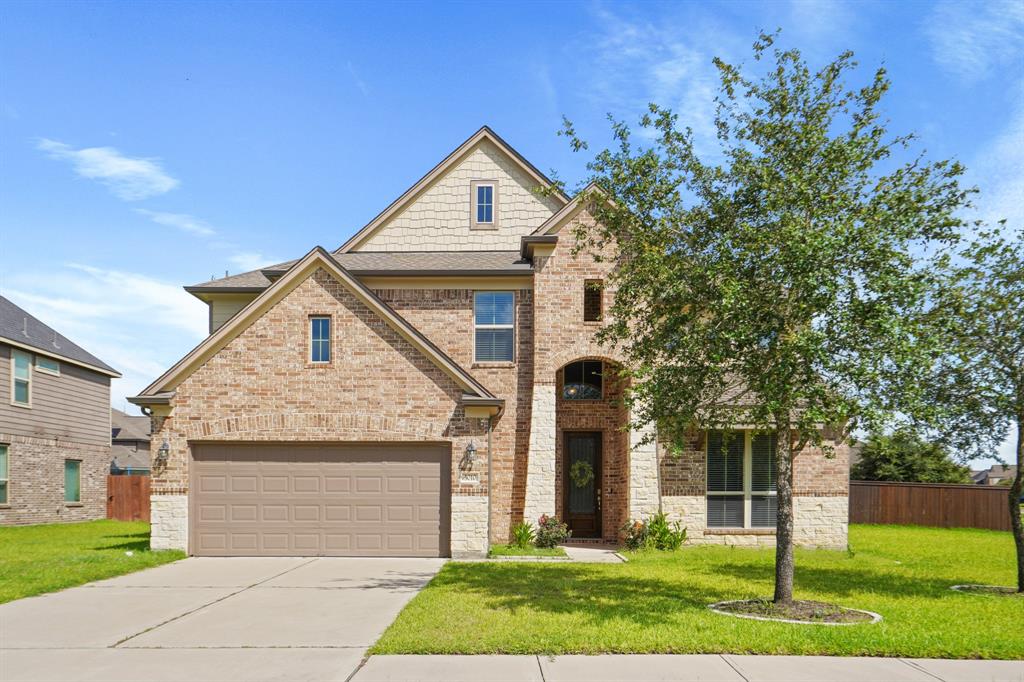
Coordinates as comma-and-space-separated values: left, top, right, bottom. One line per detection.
559, 32, 976, 603
850, 429, 972, 484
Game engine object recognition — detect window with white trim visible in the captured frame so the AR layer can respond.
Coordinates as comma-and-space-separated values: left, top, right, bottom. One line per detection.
310, 316, 331, 363
471, 181, 498, 228
36, 357, 60, 375
11, 350, 31, 406
474, 291, 514, 362
706, 431, 777, 528
0, 444, 8, 505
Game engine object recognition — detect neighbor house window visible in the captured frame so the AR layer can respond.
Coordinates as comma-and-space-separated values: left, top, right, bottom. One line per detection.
583, 280, 603, 322
706, 431, 777, 528
11, 350, 31, 406
474, 291, 514, 362
310, 316, 331, 363
471, 181, 497, 228
0, 445, 8, 505
563, 360, 603, 400
64, 459, 81, 503
35, 357, 60, 375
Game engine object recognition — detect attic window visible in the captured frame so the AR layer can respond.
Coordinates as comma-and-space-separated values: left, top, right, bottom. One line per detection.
471, 181, 498, 229
310, 316, 331, 364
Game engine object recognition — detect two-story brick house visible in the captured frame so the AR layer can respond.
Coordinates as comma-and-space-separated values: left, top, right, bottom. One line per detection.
1, 296, 120, 525
130, 127, 849, 557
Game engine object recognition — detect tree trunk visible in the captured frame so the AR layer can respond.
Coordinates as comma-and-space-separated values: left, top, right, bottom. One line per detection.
1011, 415, 1023, 593
773, 416, 795, 604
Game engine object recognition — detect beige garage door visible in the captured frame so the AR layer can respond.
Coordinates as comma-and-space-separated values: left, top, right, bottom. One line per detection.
189, 443, 450, 557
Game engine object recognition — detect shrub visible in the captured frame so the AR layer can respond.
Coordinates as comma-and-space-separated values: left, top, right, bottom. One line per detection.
535, 514, 571, 548
621, 511, 687, 551
510, 521, 535, 549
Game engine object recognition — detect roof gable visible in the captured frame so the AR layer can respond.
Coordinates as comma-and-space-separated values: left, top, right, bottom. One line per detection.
132, 247, 496, 404
338, 127, 568, 253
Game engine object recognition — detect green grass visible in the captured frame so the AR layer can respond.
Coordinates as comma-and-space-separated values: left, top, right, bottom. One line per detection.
374, 525, 1023, 659
0, 520, 185, 603
488, 544, 567, 557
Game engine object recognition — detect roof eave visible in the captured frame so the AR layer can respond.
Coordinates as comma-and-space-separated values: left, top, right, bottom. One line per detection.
0, 335, 121, 378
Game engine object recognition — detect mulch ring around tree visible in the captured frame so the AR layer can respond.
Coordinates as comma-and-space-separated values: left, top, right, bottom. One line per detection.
950, 584, 1024, 597
708, 598, 882, 625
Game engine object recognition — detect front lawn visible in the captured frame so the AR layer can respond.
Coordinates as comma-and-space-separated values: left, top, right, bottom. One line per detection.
0, 520, 185, 603
374, 524, 1022, 659
488, 544, 567, 558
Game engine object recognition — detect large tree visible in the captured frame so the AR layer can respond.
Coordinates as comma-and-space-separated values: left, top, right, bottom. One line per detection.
850, 428, 972, 484
560, 33, 972, 604
922, 227, 1023, 591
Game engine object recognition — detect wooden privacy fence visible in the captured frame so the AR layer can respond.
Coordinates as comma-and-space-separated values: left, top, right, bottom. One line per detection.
849, 480, 1012, 531
107, 475, 151, 522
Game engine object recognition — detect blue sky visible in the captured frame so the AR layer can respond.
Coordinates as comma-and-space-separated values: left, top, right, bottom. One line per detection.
1, 0, 1020, 463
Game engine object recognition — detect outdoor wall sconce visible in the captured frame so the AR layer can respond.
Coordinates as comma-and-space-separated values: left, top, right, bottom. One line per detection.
465, 441, 477, 465
156, 440, 170, 465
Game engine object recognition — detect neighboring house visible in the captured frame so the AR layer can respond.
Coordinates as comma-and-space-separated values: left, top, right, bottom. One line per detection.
111, 408, 151, 475
971, 465, 1018, 486
0, 296, 120, 525
130, 127, 849, 558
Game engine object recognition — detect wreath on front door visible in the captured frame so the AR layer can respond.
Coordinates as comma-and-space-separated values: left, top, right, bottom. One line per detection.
570, 460, 595, 488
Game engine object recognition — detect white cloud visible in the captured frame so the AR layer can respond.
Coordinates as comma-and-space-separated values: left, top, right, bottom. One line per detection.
227, 251, 282, 272
4, 264, 207, 408
37, 138, 179, 200
967, 84, 1024, 228
924, 0, 1024, 82
346, 61, 370, 98
134, 208, 216, 237
578, 7, 744, 157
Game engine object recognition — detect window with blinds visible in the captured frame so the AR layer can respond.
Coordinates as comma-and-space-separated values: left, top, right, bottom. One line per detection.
706, 431, 778, 528
474, 292, 514, 362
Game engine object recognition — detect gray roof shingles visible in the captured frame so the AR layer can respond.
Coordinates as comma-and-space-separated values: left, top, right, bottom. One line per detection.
186, 251, 533, 292
0, 296, 118, 375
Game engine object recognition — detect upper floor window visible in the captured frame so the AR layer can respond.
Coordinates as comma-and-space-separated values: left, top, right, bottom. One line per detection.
310, 316, 331, 363
583, 280, 603, 322
563, 360, 603, 400
471, 181, 497, 229
11, 350, 31, 406
36, 357, 60, 375
706, 431, 777, 528
474, 291, 514, 362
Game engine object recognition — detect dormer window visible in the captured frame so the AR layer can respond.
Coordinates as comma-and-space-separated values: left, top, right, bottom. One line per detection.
471, 181, 498, 229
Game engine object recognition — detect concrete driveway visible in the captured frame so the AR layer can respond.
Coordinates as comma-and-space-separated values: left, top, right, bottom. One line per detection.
0, 556, 444, 682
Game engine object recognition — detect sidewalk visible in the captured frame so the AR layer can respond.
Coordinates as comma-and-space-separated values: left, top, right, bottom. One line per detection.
351, 654, 1024, 682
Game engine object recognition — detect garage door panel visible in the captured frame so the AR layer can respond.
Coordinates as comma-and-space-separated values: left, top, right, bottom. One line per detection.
191, 444, 450, 557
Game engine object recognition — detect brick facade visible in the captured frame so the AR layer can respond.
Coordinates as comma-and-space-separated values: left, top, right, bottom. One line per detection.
145, 144, 849, 554
0, 433, 108, 525
150, 268, 489, 552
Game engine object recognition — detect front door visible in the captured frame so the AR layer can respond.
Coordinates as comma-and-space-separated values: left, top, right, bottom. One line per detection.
564, 432, 602, 538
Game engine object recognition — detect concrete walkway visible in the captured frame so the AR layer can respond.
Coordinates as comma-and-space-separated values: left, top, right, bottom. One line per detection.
560, 544, 625, 563
352, 655, 1024, 682
0, 557, 444, 682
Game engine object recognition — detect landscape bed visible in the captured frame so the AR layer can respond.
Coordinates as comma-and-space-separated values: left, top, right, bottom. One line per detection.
0, 520, 185, 603
373, 524, 1022, 659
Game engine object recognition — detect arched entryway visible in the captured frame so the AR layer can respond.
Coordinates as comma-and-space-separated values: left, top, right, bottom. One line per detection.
555, 358, 629, 540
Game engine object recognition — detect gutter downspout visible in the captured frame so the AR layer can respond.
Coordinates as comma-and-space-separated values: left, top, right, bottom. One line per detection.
487, 416, 493, 549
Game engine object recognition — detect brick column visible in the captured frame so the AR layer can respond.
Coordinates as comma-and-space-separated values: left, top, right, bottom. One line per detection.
522, 384, 556, 524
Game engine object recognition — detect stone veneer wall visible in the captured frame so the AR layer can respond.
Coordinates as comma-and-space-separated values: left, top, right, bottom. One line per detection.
659, 430, 850, 549
0, 433, 109, 525
450, 495, 489, 557
149, 268, 489, 556
150, 493, 187, 550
